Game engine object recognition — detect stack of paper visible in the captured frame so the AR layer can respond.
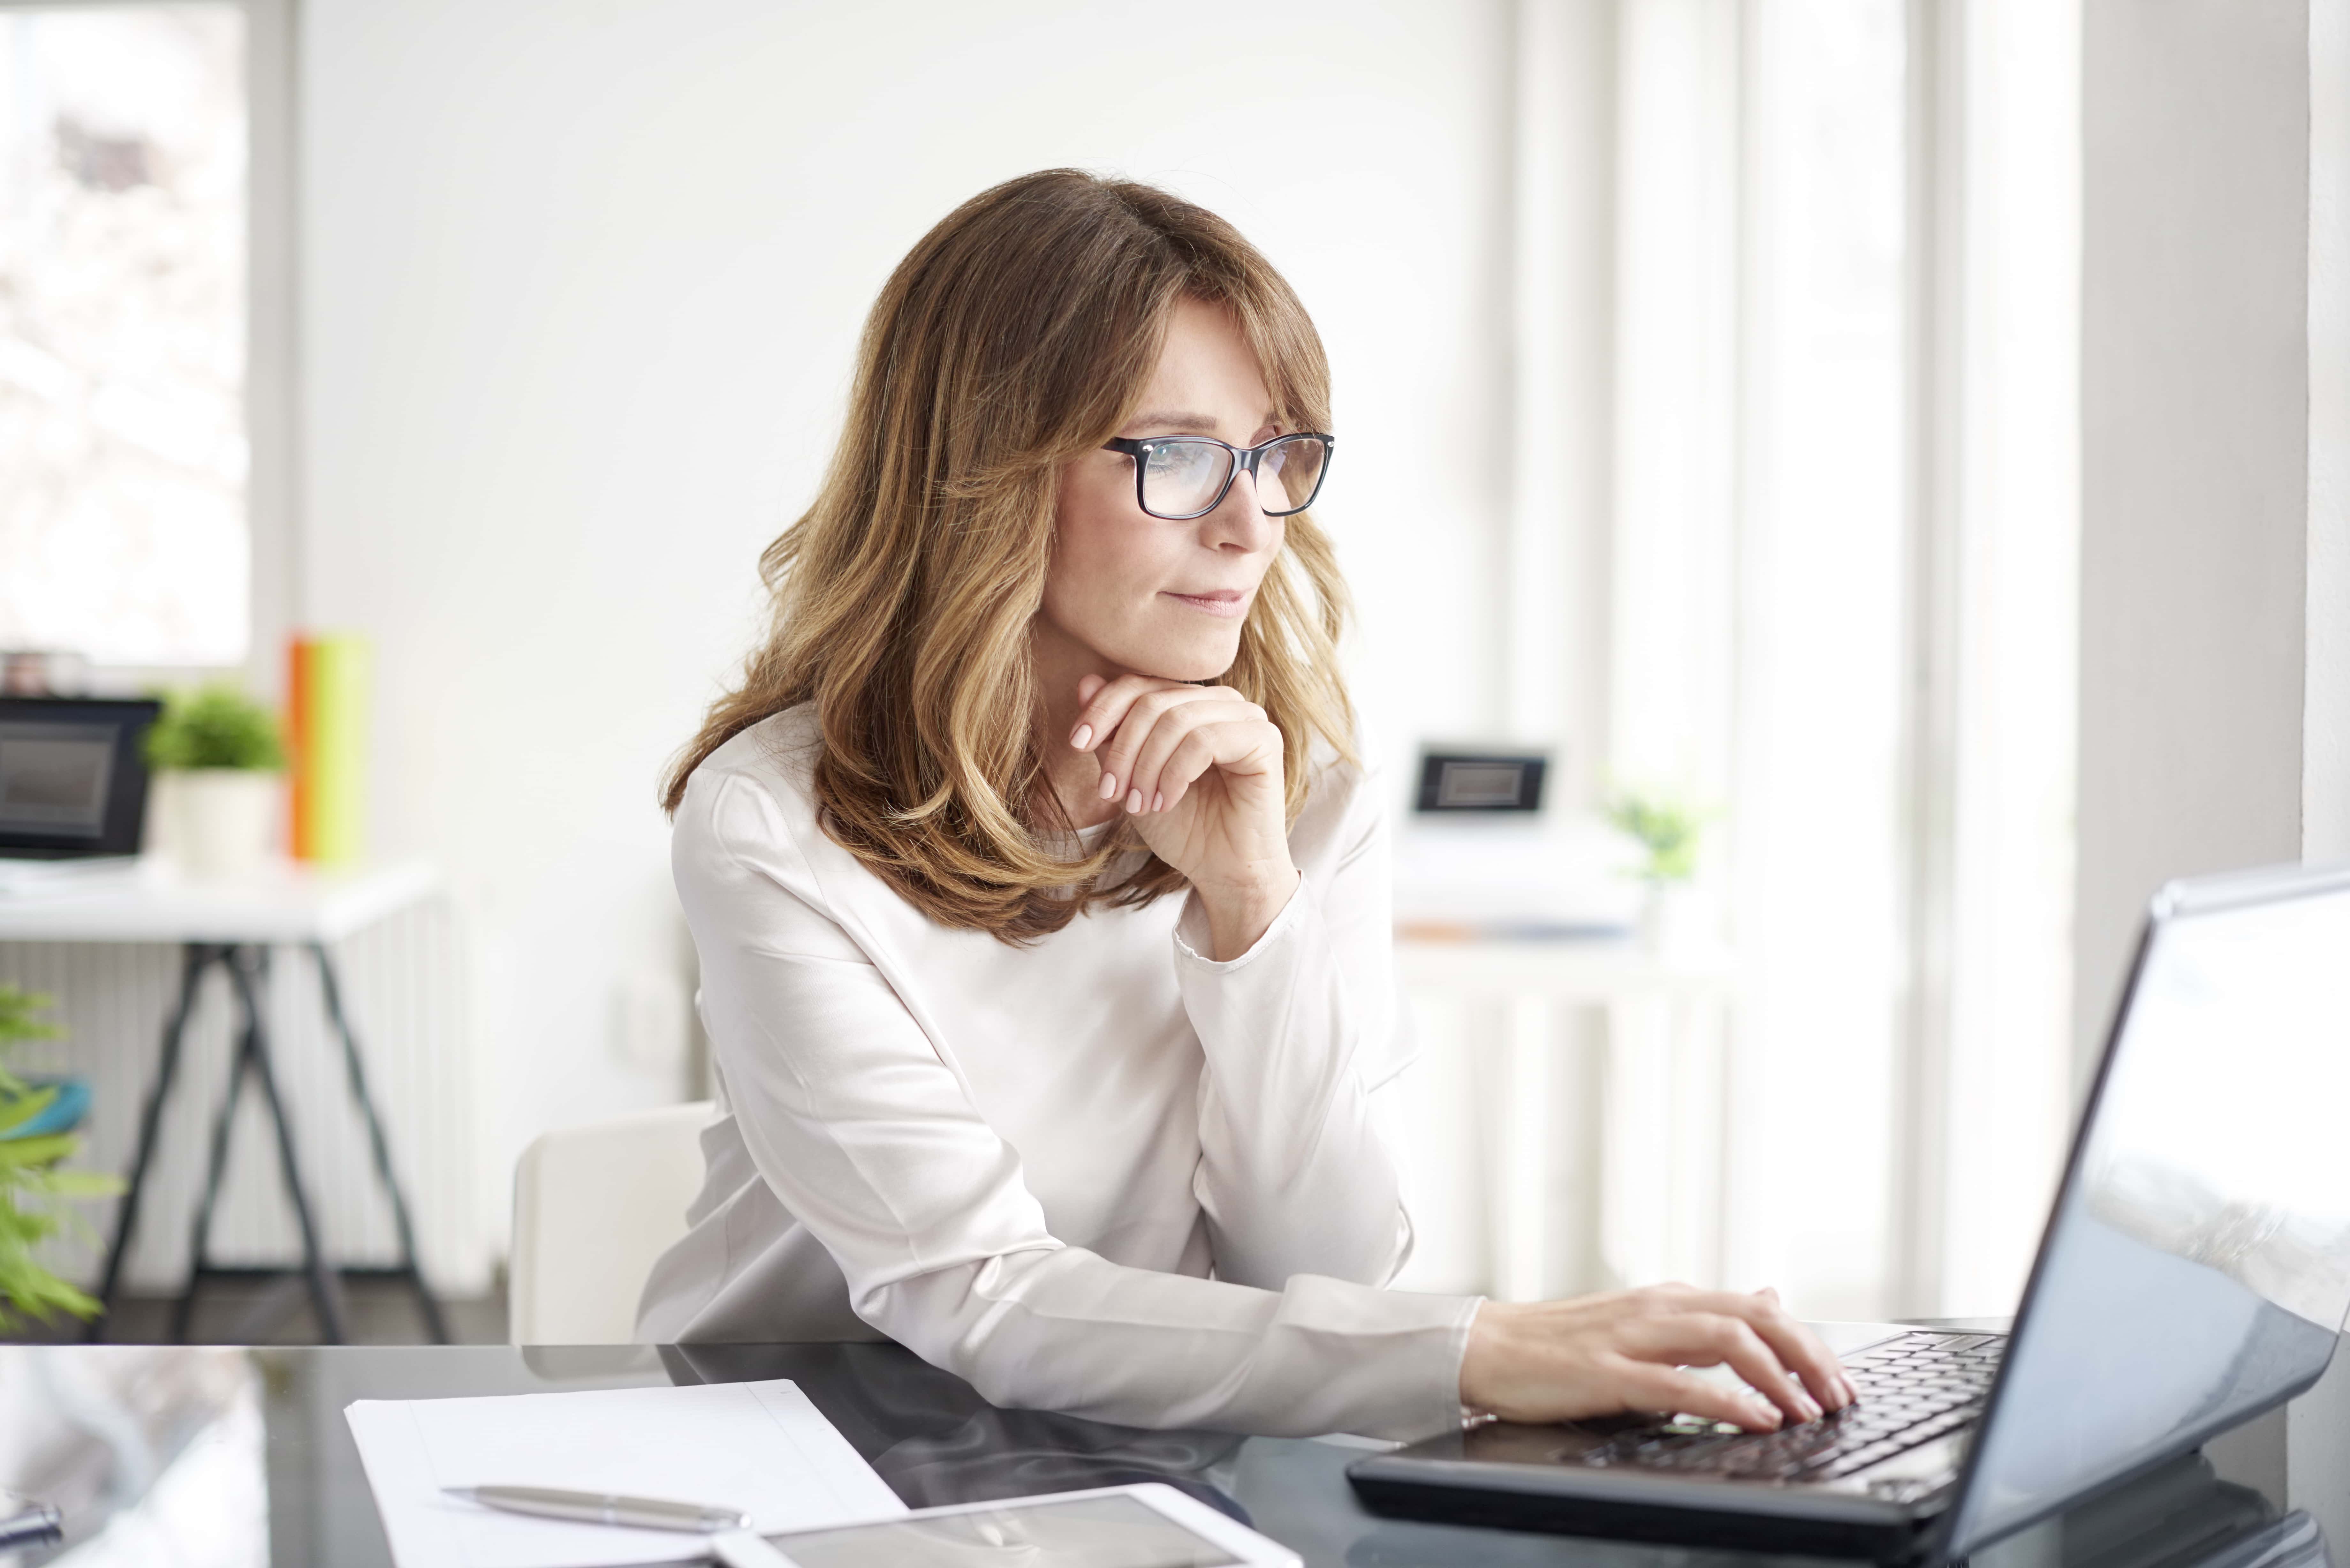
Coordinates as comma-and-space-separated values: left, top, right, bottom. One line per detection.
346, 1379, 906, 1568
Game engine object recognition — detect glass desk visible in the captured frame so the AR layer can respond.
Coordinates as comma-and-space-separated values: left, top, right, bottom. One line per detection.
0, 1340, 2314, 1567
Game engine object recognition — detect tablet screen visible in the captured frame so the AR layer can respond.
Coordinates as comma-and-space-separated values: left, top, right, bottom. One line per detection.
765, 1494, 1240, 1568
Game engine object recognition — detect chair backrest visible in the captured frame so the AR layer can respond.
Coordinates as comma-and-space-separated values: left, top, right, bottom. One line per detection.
509, 1100, 715, 1344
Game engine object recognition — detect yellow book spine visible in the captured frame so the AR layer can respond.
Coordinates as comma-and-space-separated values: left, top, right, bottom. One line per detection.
306, 632, 370, 867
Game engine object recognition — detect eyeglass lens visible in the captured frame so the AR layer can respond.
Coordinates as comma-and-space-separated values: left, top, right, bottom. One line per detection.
1141, 436, 1327, 518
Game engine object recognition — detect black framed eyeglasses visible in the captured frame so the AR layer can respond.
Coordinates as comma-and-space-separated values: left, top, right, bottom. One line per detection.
1102, 432, 1335, 521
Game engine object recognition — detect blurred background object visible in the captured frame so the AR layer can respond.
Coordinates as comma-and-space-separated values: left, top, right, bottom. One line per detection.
142, 684, 283, 881
0, 655, 91, 700
0, 985, 115, 1335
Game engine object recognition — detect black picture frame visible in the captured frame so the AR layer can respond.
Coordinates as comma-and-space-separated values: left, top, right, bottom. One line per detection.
1414, 749, 1549, 814
0, 696, 164, 859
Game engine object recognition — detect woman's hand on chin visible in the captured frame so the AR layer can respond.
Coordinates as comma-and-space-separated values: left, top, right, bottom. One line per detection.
1068, 672, 1296, 958
1458, 1284, 1855, 1431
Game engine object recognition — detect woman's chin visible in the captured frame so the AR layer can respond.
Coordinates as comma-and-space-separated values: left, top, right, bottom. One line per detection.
1126, 635, 1242, 684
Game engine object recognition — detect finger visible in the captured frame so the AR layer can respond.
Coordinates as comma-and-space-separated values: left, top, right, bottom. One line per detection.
1708, 1289, 1853, 1410
1619, 1314, 1819, 1424
1069, 674, 1185, 760
1159, 715, 1285, 814
1094, 686, 1218, 806
1126, 701, 1264, 811
1610, 1359, 1784, 1433
1642, 1289, 1850, 1411
1751, 1289, 1854, 1408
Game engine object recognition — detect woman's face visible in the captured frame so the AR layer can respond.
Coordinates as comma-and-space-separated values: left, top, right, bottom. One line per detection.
1041, 297, 1288, 683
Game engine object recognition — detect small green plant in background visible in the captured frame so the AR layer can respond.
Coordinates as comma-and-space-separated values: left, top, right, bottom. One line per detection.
0, 986, 121, 1330
145, 682, 286, 772
1604, 789, 1710, 884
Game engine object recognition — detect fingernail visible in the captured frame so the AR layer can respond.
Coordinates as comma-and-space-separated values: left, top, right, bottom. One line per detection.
1752, 1404, 1781, 1430
1071, 724, 1091, 750
1099, 773, 1119, 800
1126, 789, 1143, 814
1151, 792, 1164, 813
1798, 1396, 1822, 1422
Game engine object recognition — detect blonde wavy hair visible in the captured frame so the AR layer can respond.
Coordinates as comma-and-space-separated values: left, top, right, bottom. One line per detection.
663, 169, 1356, 942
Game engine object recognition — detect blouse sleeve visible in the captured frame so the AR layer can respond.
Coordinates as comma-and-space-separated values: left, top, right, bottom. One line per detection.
1172, 761, 1418, 1293
673, 765, 1475, 1441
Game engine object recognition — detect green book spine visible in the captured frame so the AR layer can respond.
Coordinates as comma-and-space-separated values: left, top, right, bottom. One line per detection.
307, 632, 370, 866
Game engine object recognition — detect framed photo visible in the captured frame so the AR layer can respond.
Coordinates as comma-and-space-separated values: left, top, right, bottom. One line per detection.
0, 697, 164, 859
1414, 748, 1549, 815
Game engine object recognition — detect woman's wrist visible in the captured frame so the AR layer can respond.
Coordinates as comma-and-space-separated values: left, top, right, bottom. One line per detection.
1196, 866, 1299, 961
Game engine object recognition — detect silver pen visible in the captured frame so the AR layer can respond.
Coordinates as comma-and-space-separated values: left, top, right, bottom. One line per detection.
444, 1484, 751, 1532
444, 1486, 797, 1567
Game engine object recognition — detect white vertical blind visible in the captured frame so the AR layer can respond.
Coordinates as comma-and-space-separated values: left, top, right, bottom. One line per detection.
1612, 0, 1911, 1317
1605, 0, 2076, 1319
1726, 0, 1911, 1318
1930, 0, 2080, 1318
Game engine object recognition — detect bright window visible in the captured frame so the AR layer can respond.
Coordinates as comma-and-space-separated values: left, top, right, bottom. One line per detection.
0, 5, 248, 667
1612, 0, 2078, 1319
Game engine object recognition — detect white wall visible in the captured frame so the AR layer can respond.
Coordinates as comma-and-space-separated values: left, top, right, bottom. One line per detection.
295, 0, 1517, 1258
2075, 0, 2310, 1081
2302, 0, 2350, 1542
2078, 0, 2331, 1522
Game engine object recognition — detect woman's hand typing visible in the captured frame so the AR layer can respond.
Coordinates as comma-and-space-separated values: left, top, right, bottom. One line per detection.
1459, 1284, 1854, 1431
1068, 671, 1294, 959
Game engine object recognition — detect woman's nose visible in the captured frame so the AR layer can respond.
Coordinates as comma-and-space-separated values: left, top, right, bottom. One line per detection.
1202, 469, 1276, 551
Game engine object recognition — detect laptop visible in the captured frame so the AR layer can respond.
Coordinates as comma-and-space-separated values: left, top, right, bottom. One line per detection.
1350, 859, 2350, 1561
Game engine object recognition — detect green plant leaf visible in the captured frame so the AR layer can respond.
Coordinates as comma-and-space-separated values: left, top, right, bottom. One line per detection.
0, 1134, 78, 1169
145, 682, 287, 772
0, 1085, 59, 1137
1603, 788, 1713, 883
37, 1169, 126, 1197
0, 989, 117, 1323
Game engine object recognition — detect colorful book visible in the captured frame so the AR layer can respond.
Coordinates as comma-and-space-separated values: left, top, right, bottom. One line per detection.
286, 632, 370, 865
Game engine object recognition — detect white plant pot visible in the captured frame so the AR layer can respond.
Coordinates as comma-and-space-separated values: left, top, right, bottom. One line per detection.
1637, 881, 1709, 957
167, 770, 281, 880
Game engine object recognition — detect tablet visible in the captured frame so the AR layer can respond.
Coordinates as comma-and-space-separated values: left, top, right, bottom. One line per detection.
756, 1482, 1298, 1568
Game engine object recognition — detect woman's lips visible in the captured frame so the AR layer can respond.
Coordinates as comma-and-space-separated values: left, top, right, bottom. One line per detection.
1163, 590, 1248, 618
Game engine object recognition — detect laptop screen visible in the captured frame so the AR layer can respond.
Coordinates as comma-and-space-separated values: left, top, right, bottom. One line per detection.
1945, 870, 2350, 1553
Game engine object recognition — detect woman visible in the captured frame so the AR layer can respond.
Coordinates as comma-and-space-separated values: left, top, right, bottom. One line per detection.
639, 169, 1851, 1440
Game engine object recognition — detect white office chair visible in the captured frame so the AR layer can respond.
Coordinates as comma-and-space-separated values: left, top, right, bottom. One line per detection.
509, 1100, 716, 1344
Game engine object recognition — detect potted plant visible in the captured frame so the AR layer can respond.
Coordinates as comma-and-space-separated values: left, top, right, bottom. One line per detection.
0, 985, 121, 1329
147, 683, 286, 879
1604, 788, 1713, 954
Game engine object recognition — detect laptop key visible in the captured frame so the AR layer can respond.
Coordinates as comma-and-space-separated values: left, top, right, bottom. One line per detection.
1574, 1331, 2002, 1486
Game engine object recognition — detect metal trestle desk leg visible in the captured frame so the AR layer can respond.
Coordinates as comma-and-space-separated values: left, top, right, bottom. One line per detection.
85, 939, 448, 1344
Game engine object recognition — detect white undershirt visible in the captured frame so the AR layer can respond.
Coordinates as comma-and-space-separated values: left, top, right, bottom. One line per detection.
636, 705, 1479, 1440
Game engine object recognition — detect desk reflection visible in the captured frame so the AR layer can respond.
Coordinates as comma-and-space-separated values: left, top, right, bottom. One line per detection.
657, 1343, 1250, 1521
0, 1341, 2316, 1568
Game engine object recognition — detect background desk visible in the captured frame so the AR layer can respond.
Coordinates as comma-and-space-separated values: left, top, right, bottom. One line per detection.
0, 863, 450, 1343
0, 1339, 2310, 1568
1395, 937, 1737, 1303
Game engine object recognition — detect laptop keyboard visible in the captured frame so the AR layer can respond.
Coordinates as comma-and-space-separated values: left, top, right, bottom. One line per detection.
1575, 1331, 2004, 1484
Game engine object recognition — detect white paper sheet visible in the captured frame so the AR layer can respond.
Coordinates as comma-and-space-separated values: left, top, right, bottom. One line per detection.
345, 1379, 907, 1568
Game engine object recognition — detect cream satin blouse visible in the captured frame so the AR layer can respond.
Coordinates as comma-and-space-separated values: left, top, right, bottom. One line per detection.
636, 705, 1479, 1439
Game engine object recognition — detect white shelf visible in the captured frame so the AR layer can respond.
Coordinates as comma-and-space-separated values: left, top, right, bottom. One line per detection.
1395, 935, 1735, 1000
0, 860, 443, 945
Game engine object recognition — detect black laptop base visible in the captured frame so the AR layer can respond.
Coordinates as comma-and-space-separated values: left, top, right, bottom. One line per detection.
1348, 1459, 1936, 1560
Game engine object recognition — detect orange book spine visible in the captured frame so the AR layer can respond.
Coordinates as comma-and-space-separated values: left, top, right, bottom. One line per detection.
287, 636, 314, 859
